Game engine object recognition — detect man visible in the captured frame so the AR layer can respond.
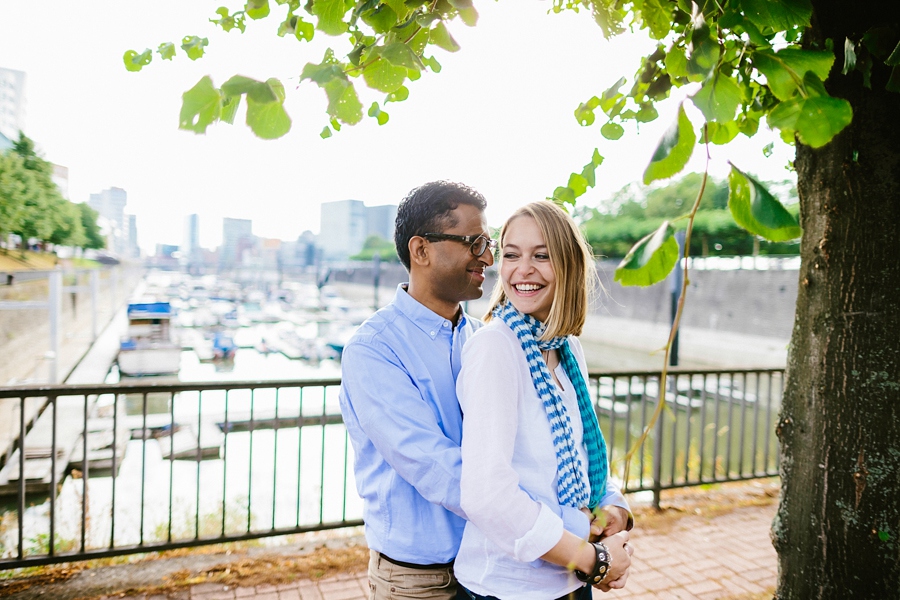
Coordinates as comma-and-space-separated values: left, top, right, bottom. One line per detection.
339, 181, 631, 599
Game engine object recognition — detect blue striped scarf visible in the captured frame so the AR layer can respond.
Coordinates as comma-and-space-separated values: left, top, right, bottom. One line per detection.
494, 301, 608, 508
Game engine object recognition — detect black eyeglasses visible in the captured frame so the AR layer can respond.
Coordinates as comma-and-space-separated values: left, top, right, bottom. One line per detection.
422, 232, 498, 257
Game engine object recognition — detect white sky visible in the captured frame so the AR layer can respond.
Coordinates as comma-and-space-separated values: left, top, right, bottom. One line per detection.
0, 1, 795, 253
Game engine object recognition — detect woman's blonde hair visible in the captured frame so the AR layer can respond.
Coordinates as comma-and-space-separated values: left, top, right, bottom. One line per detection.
484, 200, 598, 339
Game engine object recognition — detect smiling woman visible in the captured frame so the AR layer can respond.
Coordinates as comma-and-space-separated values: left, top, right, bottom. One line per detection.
454, 200, 634, 600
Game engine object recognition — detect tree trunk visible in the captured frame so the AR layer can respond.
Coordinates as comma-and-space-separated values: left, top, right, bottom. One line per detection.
775, 3, 900, 598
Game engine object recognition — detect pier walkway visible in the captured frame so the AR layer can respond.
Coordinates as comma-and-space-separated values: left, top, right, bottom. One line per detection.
2, 482, 779, 600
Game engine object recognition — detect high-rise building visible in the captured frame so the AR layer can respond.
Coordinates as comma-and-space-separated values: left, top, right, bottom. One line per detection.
51, 164, 69, 199
221, 217, 253, 267
319, 200, 397, 261
89, 187, 128, 256
367, 204, 398, 243
0, 67, 26, 141
184, 214, 200, 262
126, 214, 139, 258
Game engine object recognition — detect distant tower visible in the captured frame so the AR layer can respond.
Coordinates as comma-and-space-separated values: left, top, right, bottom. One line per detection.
0, 67, 26, 141
184, 214, 200, 264
89, 187, 128, 257
221, 218, 253, 267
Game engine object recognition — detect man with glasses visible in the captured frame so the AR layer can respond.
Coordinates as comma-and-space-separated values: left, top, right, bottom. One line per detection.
339, 181, 494, 599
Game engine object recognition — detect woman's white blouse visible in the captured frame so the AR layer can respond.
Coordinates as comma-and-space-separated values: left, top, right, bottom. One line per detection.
455, 319, 624, 599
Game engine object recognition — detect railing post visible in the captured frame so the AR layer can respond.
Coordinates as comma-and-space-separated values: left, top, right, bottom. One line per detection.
90, 270, 99, 341
48, 271, 62, 384
652, 375, 666, 511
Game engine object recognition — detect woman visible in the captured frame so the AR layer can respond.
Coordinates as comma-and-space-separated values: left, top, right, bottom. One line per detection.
455, 201, 633, 599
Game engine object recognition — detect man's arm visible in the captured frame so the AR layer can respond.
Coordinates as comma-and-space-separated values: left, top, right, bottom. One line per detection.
340, 339, 465, 518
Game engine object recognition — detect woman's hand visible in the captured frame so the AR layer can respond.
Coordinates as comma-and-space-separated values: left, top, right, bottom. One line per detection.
582, 505, 630, 542
593, 531, 634, 592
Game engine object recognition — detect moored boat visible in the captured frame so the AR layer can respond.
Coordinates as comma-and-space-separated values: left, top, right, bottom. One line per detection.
117, 302, 182, 376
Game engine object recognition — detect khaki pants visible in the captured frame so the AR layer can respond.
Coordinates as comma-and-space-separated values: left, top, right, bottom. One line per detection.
367, 550, 458, 600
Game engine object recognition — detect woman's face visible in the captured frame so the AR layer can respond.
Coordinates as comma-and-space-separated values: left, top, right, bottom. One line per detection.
500, 215, 556, 323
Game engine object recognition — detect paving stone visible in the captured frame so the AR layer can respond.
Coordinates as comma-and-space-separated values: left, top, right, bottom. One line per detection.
684, 580, 723, 595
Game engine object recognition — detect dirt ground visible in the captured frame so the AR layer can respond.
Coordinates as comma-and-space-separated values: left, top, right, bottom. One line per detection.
0, 478, 780, 600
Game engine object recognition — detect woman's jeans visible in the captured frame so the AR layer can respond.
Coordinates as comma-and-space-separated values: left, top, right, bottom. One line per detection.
458, 583, 592, 600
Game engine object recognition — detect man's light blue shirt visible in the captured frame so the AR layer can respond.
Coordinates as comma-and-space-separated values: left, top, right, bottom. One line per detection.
339, 285, 474, 564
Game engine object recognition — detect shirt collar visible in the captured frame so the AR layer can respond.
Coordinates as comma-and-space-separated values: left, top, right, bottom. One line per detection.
393, 283, 467, 340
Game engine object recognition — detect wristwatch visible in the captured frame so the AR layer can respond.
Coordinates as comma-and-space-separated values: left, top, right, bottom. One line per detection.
574, 541, 612, 585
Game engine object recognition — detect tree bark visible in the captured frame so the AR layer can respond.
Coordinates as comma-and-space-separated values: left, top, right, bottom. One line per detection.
775, 3, 900, 598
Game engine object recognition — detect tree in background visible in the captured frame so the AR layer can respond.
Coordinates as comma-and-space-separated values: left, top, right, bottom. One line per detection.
581, 172, 800, 258
131, 1, 900, 595
350, 234, 399, 262
0, 151, 29, 251
5, 133, 102, 252
77, 202, 106, 251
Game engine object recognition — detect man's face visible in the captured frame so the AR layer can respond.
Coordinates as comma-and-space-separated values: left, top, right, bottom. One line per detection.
427, 203, 494, 305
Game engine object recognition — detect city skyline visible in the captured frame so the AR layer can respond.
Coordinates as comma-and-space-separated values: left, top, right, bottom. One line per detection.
0, 2, 796, 255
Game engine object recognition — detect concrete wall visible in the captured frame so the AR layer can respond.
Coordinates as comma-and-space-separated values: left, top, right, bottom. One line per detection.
329, 261, 800, 340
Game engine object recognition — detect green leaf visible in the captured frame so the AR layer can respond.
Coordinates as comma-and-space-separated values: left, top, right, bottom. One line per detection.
313, 0, 349, 35
614, 221, 680, 287
687, 15, 720, 81
367, 102, 390, 125
601, 122, 625, 140
301, 50, 363, 124
386, 85, 410, 102
422, 55, 442, 73
157, 42, 176, 61
123, 49, 152, 72
220, 94, 241, 125
580, 149, 604, 187
737, 111, 760, 137
221, 75, 280, 103
691, 72, 742, 122
665, 45, 689, 79
294, 17, 315, 41
245, 0, 270, 19
727, 165, 801, 241
575, 96, 600, 126
766, 97, 802, 131
861, 27, 898, 60
887, 66, 900, 93
361, 4, 398, 33
567, 173, 589, 197
636, 104, 659, 122
246, 79, 291, 139
795, 94, 853, 148
643, 104, 696, 185
752, 49, 834, 101
362, 56, 408, 93
179, 76, 222, 133
320, 126, 333, 139
429, 21, 460, 52
641, 0, 673, 39
740, 0, 812, 32
551, 186, 576, 206
887, 40, 900, 66
458, 6, 478, 26
379, 42, 424, 71
707, 120, 739, 144
181, 36, 209, 61
599, 76, 626, 113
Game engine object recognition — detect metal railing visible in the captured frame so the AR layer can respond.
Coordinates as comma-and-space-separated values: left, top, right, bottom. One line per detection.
0, 367, 782, 569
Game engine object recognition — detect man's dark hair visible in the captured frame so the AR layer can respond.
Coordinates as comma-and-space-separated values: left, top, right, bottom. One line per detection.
394, 181, 487, 270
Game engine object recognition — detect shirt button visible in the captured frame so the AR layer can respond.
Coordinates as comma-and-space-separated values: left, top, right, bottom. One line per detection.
430, 331, 435, 336
443, 322, 449, 327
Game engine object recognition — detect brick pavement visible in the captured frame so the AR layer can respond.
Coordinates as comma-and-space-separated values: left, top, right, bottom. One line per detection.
97, 502, 776, 600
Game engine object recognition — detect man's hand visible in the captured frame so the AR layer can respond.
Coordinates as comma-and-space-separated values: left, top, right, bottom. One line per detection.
594, 531, 634, 592
581, 505, 630, 542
